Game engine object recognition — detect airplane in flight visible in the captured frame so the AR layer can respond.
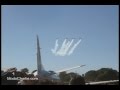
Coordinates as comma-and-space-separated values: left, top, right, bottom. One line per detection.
33, 35, 85, 81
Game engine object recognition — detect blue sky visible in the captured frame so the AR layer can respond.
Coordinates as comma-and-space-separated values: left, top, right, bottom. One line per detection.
2, 5, 119, 75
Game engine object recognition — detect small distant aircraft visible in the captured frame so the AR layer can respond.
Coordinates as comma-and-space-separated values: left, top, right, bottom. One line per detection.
33, 35, 85, 81
85, 80, 119, 85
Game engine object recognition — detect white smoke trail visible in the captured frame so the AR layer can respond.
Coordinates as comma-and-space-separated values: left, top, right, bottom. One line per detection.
68, 39, 82, 55
51, 38, 82, 56
51, 39, 59, 55
63, 39, 74, 55
56, 39, 67, 56
57, 39, 70, 56
61, 40, 71, 56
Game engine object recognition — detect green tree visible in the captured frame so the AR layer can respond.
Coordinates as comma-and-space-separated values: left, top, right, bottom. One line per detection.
7, 67, 17, 72
59, 72, 85, 85
59, 71, 69, 83
96, 68, 118, 81
21, 68, 29, 74
69, 75, 85, 85
84, 68, 118, 82
84, 70, 97, 81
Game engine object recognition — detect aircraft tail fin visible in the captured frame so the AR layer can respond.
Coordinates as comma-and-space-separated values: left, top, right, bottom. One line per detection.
37, 35, 45, 75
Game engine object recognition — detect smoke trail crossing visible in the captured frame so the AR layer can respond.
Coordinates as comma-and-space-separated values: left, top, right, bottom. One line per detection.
57, 39, 70, 56
63, 39, 74, 55
51, 38, 82, 56
68, 39, 82, 55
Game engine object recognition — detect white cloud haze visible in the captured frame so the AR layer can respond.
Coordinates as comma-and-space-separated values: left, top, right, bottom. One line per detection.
51, 38, 82, 56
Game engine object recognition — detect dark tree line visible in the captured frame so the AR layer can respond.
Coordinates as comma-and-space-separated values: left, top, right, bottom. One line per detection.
84, 68, 119, 82
1, 67, 118, 85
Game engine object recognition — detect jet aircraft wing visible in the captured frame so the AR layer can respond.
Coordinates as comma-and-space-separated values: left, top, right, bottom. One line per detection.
55, 65, 85, 73
85, 80, 119, 85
